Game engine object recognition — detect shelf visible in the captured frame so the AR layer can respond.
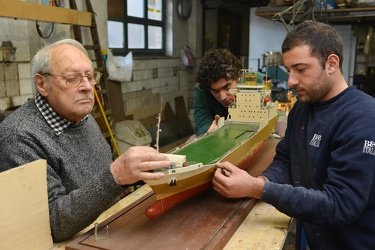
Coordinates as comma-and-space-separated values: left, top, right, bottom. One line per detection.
0, 0, 91, 26
256, 6, 375, 24
92, 109, 112, 119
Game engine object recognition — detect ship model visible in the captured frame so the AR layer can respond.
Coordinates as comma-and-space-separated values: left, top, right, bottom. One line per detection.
144, 84, 279, 220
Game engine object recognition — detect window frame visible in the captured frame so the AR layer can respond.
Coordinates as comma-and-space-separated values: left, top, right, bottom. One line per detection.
108, 0, 166, 57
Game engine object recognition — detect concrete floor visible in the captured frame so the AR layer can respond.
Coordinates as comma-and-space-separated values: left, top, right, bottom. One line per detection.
282, 230, 297, 250
282, 219, 297, 250
282, 219, 310, 250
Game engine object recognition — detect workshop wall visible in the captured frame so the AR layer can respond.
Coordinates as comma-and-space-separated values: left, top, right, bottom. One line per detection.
248, 8, 355, 85
118, 0, 202, 116
120, 58, 193, 114
0, 0, 99, 112
0, 14, 33, 111
0, 0, 201, 124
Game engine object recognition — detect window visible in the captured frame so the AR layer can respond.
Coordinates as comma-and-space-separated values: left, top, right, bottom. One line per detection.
108, 0, 165, 56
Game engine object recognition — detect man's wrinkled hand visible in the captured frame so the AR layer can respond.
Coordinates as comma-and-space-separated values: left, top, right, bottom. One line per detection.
110, 146, 171, 186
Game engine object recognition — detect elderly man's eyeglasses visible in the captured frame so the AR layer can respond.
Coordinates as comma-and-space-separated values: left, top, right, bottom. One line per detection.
42, 71, 102, 87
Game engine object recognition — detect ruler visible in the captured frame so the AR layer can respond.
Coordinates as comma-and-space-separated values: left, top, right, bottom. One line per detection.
124, 184, 154, 204
83, 185, 153, 233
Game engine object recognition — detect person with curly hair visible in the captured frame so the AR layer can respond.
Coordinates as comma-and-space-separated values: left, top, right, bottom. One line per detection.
193, 48, 242, 136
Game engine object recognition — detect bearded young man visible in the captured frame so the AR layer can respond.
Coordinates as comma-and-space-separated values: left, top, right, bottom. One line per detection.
212, 22, 375, 249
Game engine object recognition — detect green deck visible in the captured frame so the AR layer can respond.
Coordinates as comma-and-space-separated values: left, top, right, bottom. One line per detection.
172, 123, 259, 165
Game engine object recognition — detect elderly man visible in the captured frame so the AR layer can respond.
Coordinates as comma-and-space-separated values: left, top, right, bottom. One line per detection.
0, 39, 170, 242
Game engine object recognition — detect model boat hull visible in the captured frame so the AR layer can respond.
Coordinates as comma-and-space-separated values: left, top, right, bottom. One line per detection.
145, 114, 279, 220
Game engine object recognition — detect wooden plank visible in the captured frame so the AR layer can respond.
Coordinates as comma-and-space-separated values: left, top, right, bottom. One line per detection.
0, 159, 53, 250
0, 0, 91, 26
65, 139, 287, 250
66, 188, 258, 250
224, 201, 290, 249
175, 95, 187, 118
224, 139, 291, 249
107, 79, 126, 123
52, 185, 155, 249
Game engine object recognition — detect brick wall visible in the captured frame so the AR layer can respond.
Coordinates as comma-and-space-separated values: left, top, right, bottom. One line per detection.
0, 0, 201, 128
0, 63, 34, 112
121, 58, 195, 116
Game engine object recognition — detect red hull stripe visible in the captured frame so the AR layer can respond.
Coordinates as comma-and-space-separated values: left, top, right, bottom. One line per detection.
146, 182, 213, 220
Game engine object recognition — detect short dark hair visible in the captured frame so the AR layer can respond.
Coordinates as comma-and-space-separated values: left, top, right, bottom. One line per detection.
282, 21, 344, 70
196, 48, 242, 90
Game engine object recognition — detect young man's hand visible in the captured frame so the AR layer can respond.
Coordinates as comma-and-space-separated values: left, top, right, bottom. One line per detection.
207, 114, 221, 134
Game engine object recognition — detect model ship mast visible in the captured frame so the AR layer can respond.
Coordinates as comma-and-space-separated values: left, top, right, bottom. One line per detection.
154, 112, 162, 152
154, 99, 163, 152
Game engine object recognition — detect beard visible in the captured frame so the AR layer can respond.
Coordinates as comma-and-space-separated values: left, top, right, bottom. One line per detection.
298, 71, 332, 104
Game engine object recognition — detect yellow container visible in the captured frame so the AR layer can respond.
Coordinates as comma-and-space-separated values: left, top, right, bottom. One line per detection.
249, 73, 257, 85
263, 77, 271, 90
244, 71, 257, 85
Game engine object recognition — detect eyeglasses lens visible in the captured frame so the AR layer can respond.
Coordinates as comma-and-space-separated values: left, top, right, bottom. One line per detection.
65, 72, 101, 86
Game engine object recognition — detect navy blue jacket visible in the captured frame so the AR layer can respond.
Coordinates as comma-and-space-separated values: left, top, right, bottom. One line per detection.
261, 86, 375, 250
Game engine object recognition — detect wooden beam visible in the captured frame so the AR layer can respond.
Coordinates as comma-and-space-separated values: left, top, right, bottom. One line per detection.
224, 201, 290, 249
0, 0, 92, 26
0, 159, 53, 249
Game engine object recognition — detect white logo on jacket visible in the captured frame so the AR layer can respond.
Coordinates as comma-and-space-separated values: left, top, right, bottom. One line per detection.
363, 140, 375, 155
309, 134, 322, 148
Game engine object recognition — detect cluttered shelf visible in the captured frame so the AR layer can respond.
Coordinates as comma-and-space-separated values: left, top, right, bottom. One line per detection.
256, 6, 375, 24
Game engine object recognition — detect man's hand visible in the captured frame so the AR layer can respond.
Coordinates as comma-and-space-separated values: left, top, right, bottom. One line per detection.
207, 114, 221, 134
110, 146, 171, 186
212, 162, 266, 199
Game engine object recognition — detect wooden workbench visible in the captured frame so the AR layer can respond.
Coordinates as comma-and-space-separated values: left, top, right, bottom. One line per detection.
55, 138, 290, 250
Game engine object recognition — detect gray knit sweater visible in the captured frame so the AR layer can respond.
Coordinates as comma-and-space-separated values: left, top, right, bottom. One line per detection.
0, 99, 124, 242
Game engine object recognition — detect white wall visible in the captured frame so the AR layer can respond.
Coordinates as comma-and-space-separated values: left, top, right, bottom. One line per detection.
248, 8, 287, 72
248, 8, 355, 84
335, 25, 355, 85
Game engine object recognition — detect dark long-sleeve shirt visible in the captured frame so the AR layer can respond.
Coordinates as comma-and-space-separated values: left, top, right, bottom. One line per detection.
261, 86, 375, 250
193, 83, 228, 136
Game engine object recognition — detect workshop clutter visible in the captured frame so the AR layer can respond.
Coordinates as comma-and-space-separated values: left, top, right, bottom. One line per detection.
0, 41, 17, 63
180, 46, 196, 70
115, 120, 151, 154
106, 50, 133, 82
41, 0, 65, 7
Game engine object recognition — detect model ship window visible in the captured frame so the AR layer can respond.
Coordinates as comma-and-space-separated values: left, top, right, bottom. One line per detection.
169, 178, 177, 186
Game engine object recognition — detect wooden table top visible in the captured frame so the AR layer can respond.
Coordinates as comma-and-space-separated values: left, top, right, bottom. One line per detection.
53, 138, 290, 250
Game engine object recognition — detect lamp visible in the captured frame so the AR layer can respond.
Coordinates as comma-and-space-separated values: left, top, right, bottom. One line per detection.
0, 41, 17, 64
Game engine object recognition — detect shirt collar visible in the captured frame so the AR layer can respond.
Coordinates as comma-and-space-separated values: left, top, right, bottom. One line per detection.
34, 92, 88, 136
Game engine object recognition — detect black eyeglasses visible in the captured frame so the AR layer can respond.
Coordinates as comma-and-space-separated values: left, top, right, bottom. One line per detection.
41, 71, 102, 87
